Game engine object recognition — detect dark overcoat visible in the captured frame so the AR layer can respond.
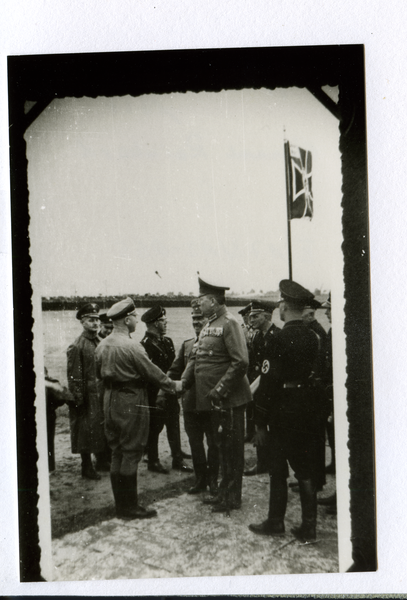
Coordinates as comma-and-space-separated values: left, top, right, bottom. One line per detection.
67, 330, 105, 454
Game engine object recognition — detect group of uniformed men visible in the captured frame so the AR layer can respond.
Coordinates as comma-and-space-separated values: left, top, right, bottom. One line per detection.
64, 276, 334, 543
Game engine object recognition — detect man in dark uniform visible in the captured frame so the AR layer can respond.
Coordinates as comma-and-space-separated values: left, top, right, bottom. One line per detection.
248, 280, 323, 542
318, 292, 337, 513
67, 303, 108, 480
164, 300, 219, 494
239, 303, 256, 442
302, 301, 328, 347
98, 312, 114, 339
244, 300, 280, 476
322, 293, 335, 474
182, 278, 252, 513
96, 297, 181, 520
302, 298, 329, 493
141, 305, 192, 474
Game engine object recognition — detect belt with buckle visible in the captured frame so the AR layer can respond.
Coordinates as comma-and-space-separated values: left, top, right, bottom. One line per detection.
105, 380, 145, 391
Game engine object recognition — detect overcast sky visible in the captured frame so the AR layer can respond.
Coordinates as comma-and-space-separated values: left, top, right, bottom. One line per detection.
26, 87, 342, 297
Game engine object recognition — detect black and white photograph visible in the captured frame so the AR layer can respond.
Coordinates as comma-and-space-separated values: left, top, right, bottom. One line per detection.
7, 46, 376, 585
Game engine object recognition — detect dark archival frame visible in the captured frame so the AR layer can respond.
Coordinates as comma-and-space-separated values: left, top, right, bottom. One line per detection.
8, 45, 375, 581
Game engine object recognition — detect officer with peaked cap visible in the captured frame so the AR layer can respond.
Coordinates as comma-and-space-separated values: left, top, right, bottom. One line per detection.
238, 304, 255, 346
302, 299, 328, 347
244, 300, 280, 474
164, 299, 219, 494
67, 303, 108, 479
182, 278, 252, 513
95, 298, 181, 520
238, 303, 256, 441
98, 312, 114, 339
249, 280, 323, 542
301, 297, 329, 493
141, 305, 193, 474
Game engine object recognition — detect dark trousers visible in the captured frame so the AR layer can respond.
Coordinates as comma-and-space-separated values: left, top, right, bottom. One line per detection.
245, 401, 256, 438
211, 403, 246, 507
184, 410, 219, 479
269, 391, 322, 482
147, 396, 182, 463
256, 438, 272, 472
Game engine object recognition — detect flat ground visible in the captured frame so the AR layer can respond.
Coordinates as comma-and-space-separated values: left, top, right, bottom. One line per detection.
49, 406, 338, 581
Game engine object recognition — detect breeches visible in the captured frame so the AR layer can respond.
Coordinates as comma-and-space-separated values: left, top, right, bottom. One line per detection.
211, 403, 245, 505
104, 388, 150, 476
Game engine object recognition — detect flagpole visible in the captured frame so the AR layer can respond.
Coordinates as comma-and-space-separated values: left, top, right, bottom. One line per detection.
284, 140, 293, 280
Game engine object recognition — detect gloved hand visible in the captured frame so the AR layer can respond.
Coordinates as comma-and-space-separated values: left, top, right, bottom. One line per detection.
208, 388, 223, 409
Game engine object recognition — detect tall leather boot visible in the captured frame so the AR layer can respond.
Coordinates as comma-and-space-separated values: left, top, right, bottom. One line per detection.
119, 473, 157, 520
188, 462, 208, 494
291, 478, 317, 542
249, 476, 287, 536
110, 472, 124, 517
95, 447, 111, 472
81, 453, 101, 480
207, 444, 220, 495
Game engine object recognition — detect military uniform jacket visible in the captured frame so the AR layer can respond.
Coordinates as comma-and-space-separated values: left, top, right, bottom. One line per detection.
95, 330, 176, 393
182, 305, 251, 411
167, 337, 197, 412
248, 323, 281, 384
308, 319, 328, 376
67, 330, 105, 454
255, 320, 320, 427
141, 332, 176, 406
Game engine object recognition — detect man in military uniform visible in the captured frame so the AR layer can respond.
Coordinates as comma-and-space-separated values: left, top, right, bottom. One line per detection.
318, 292, 337, 513
96, 297, 181, 520
302, 300, 328, 347
302, 298, 329, 493
249, 280, 323, 543
239, 303, 256, 442
98, 312, 114, 339
238, 304, 255, 347
141, 305, 192, 474
164, 300, 219, 494
182, 278, 252, 513
67, 303, 108, 480
244, 300, 280, 476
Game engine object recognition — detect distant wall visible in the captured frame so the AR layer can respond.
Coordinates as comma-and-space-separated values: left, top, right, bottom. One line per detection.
41, 290, 328, 311
41, 294, 273, 311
